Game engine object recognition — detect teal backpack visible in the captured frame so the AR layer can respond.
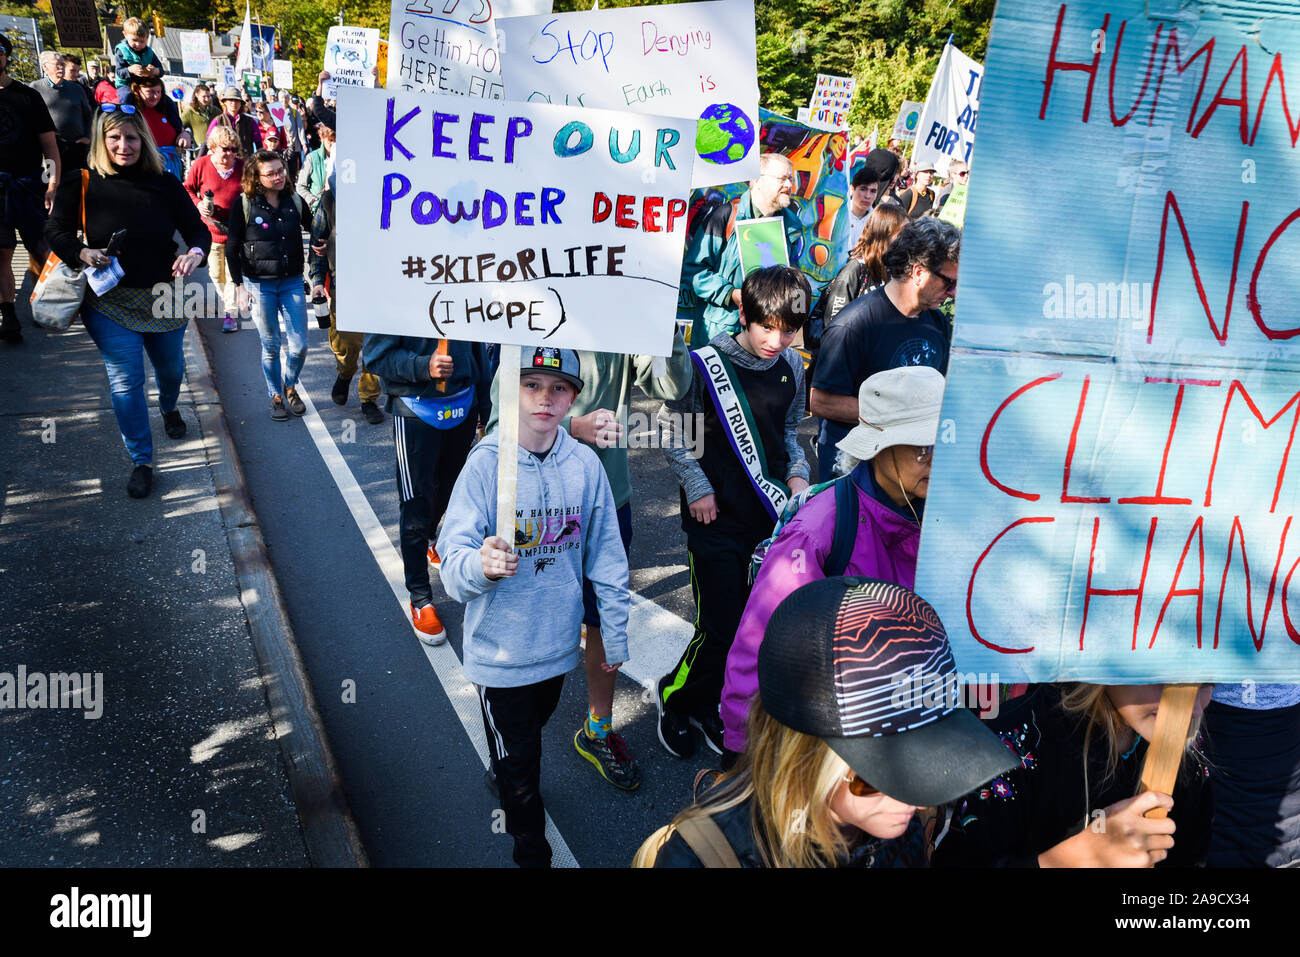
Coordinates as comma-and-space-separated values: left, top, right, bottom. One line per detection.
748, 474, 860, 585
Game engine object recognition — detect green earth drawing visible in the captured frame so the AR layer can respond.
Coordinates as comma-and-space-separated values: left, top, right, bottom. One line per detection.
696, 103, 755, 165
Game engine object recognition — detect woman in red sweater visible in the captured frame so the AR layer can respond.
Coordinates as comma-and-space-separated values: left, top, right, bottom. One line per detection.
184, 126, 244, 331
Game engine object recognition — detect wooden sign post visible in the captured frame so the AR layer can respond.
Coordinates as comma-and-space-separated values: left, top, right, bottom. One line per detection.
1138, 684, 1201, 829
495, 345, 521, 545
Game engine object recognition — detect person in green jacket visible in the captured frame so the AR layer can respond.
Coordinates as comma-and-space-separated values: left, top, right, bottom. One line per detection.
678, 152, 805, 346
180, 84, 219, 151
487, 330, 693, 789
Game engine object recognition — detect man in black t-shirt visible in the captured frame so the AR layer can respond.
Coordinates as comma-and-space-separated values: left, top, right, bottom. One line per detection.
810, 218, 959, 481
0, 34, 61, 344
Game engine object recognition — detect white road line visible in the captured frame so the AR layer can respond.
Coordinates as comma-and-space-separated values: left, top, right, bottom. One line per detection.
623, 592, 693, 691
294, 385, 579, 868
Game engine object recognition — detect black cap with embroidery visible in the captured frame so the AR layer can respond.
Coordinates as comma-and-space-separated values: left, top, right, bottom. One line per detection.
521, 347, 582, 392
759, 577, 1017, 806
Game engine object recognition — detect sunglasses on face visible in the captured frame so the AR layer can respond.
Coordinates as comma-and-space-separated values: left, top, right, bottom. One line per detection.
845, 773, 880, 797
931, 268, 959, 292
100, 103, 137, 114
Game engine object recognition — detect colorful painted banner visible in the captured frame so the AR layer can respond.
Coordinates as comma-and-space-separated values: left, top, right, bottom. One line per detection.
892, 99, 923, 141
914, 0, 1300, 683
497, 0, 761, 187
334, 87, 696, 356
386, 0, 504, 99
324, 26, 379, 100
735, 217, 791, 275
913, 42, 982, 171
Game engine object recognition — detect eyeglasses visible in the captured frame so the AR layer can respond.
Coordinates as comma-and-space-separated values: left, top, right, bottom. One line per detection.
931, 268, 958, 292
212, 146, 237, 153
954, 170, 970, 179
99, 103, 137, 114
844, 773, 880, 797
763, 172, 795, 183
915, 446, 934, 464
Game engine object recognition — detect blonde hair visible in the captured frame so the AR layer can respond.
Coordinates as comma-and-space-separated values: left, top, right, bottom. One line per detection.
89, 109, 164, 177
632, 698, 855, 868
206, 126, 240, 151
1058, 683, 1205, 791
124, 17, 148, 37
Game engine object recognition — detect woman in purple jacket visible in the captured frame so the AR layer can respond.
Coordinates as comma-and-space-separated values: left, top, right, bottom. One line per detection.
720, 365, 944, 758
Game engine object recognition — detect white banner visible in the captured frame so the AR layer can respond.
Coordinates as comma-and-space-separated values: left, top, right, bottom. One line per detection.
797, 105, 847, 131
913, 43, 982, 171
335, 87, 696, 355
273, 58, 294, 90
179, 31, 212, 76
387, 0, 504, 99
498, 0, 760, 187
892, 99, 923, 141
809, 73, 853, 112
324, 26, 379, 99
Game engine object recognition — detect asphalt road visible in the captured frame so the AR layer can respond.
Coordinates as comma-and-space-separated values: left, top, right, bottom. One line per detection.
200, 302, 818, 866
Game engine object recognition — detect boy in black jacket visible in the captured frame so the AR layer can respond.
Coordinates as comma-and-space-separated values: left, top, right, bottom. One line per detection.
363, 333, 493, 642
655, 266, 812, 758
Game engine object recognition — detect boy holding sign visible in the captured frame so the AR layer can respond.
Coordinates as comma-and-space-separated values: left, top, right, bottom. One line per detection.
437, 348, 631, 868
655, 266, 812, 758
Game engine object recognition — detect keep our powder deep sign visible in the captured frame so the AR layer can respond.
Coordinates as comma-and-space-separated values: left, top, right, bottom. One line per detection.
916, 0, 1300, 683
335, 87, 696, 356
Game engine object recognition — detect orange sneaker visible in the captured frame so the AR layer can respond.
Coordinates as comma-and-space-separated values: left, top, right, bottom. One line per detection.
410, 602, 446, 646
427, 545, 441, 567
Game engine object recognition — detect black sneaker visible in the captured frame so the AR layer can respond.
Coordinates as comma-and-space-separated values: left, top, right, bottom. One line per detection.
360, 400, 384, 424
655, 674, 695, 759
285, 387, 306, 416
0, 308, 21, 344
127, 464, 153, 499
690, 711, 726, 756
331, 375, 350, 405
162, 409, 186, 439
574, 726, 642, 790
270, 395, 289, 421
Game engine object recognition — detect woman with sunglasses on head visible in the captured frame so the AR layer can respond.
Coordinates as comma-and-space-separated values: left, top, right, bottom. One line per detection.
45, 104, 209, 498
225, 149, 313, 421
719, 366, 944, 765
636, 577, 1015, 868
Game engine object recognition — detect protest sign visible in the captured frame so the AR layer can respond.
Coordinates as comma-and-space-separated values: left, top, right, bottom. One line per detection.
273, 58, 293, 90
242, 71, 262, 99
798, 105, 848, 131
913, 42, 981, 172
914, 0, 1300, 683
180, 31, 213, 76
498, 0, 761, 187
222, 64, 238, 90
386, 0, 504, 99
334, 87, 696, 356
809, 74, 853, 112
49, 0, 100, 49
324, 26, 379, 100
167, 75, 199, 104
735, 218, 791, 275
937, 181, 966, 226
892, 99, 923, 141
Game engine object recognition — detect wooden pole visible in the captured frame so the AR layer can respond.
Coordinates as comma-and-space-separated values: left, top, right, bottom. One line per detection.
435, 338, 449, 393
1138, 684, 1201, 820
495, 344, 521, 545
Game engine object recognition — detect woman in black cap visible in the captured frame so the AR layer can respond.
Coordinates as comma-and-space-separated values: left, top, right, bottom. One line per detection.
636, 577, 1015, 867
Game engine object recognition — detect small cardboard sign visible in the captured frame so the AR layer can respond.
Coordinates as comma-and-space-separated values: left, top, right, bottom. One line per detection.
735, 217, 791, 275
323, 25, 378, 100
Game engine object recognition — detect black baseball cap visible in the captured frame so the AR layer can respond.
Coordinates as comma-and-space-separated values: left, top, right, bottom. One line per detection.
758, 577, 1016, 807
0, 34, 12, 57
521, 347, 582, 392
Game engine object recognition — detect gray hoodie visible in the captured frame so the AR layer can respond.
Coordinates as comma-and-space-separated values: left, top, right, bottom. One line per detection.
436, 429, 630, 688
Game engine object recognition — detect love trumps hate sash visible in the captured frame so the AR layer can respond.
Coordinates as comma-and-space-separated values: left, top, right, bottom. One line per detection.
691, 345, 790, 521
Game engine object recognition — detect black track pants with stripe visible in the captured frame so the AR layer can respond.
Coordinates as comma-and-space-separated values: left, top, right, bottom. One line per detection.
660, 531, 757, 721
393, 412, 477, 605
478, 675, 565, 868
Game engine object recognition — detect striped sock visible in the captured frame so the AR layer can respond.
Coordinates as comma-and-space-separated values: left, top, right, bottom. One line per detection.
585, 709, 611, 740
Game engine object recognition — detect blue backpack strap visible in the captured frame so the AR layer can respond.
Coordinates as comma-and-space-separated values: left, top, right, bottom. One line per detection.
826, 475, 860, 577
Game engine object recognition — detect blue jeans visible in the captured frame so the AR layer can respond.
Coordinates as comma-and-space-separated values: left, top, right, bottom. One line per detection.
245, 275, 307, 399
82, 305, 186, 466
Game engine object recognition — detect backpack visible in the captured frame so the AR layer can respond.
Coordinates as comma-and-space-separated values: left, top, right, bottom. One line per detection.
241, 192, 308, 231
632, 816, 742, 868
749, 474, 859, 585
